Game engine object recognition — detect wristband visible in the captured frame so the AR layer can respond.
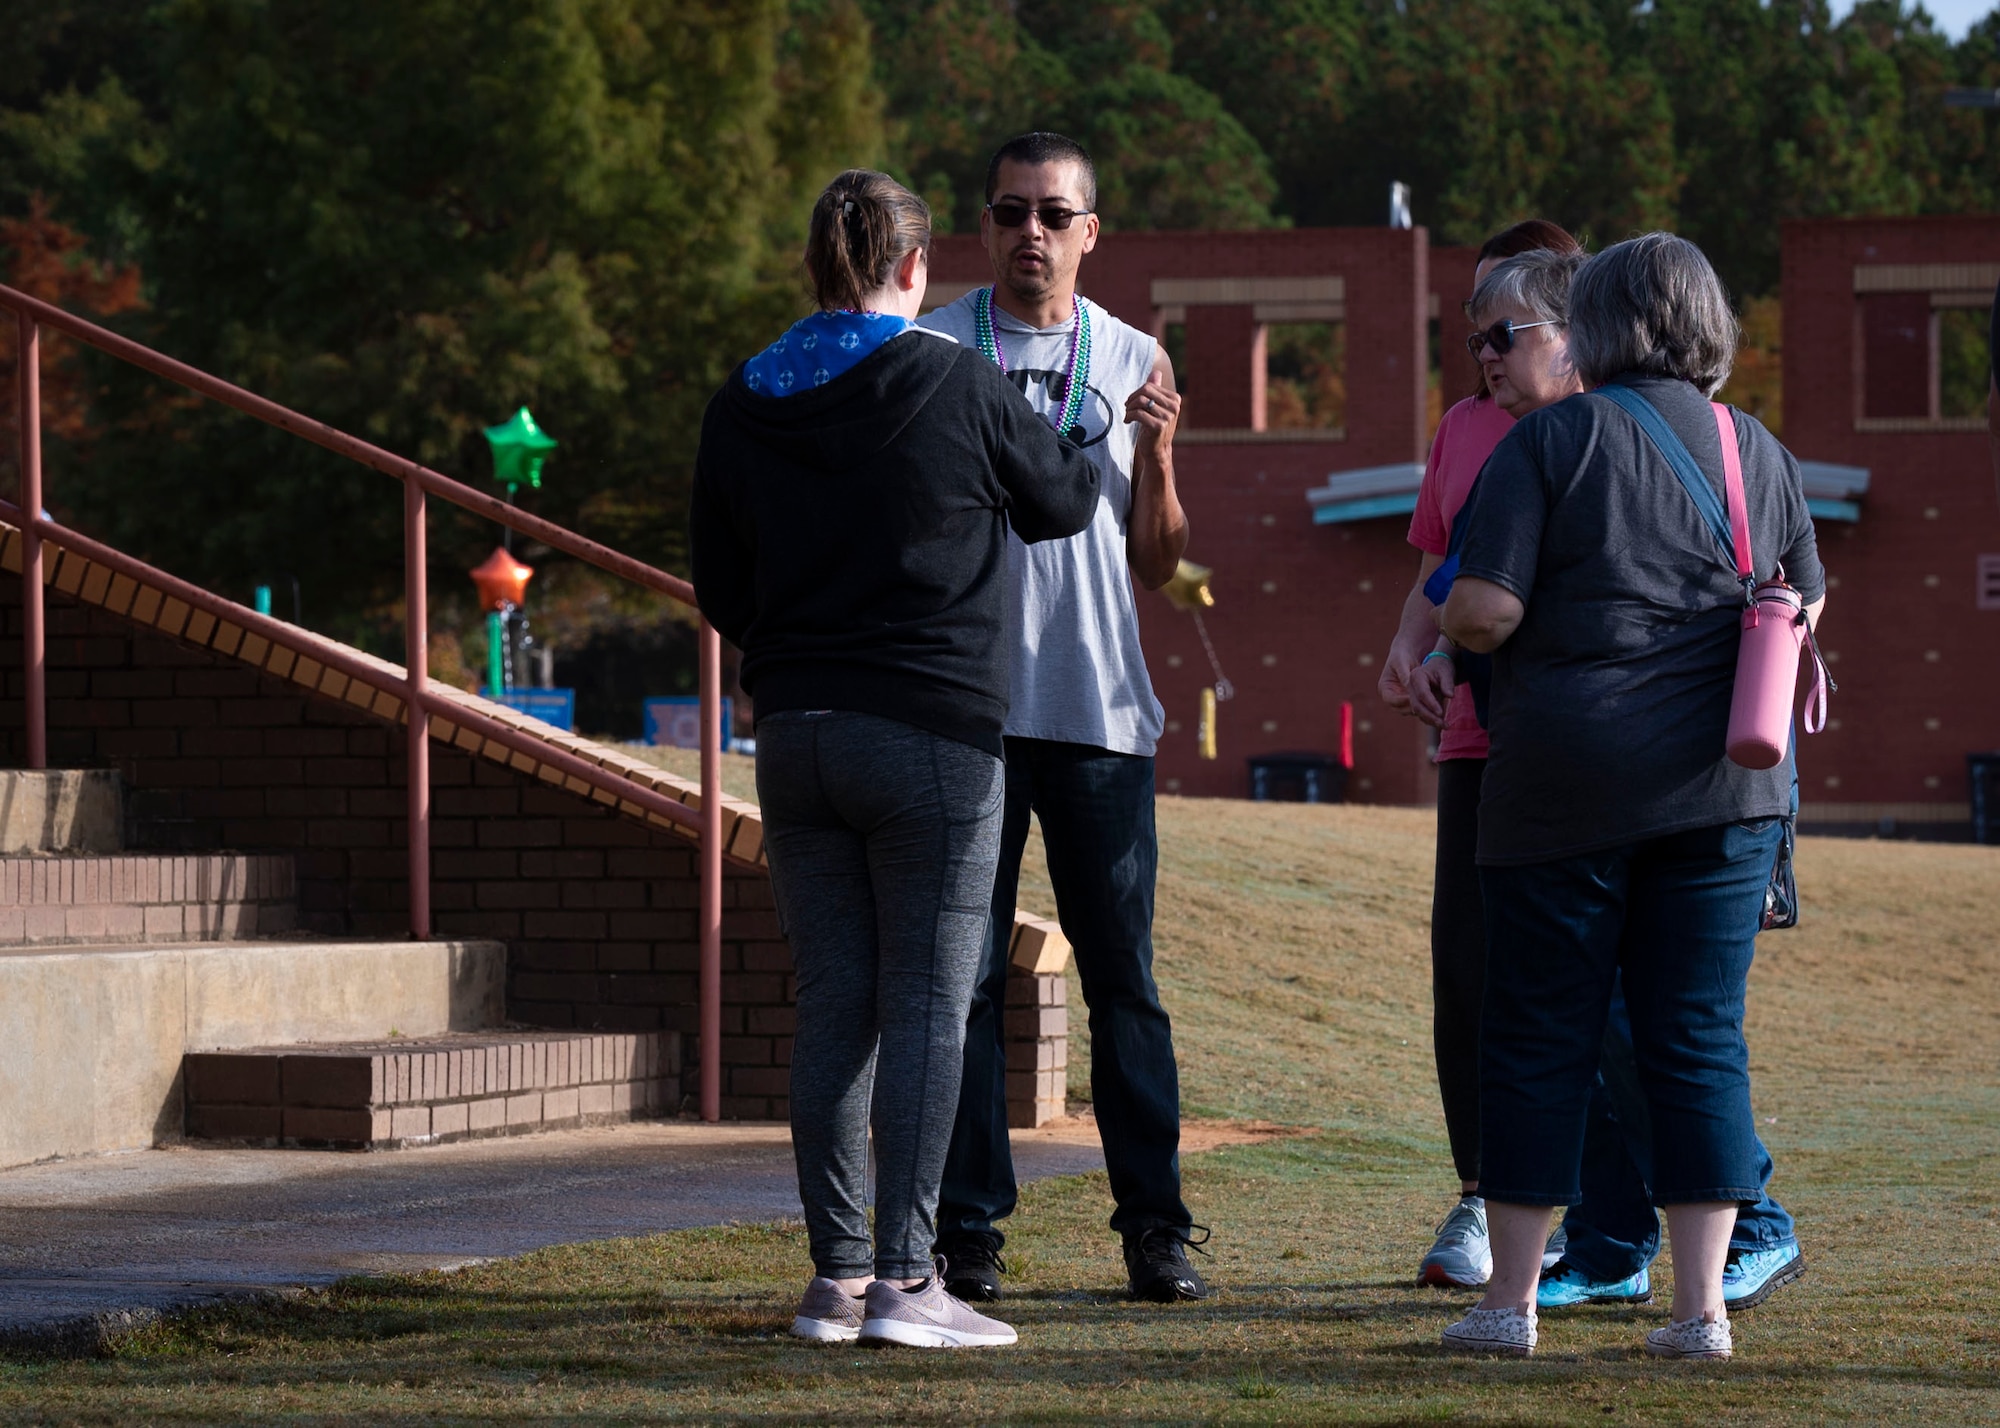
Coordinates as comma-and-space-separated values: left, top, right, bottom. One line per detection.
1421, 650, 1453, 667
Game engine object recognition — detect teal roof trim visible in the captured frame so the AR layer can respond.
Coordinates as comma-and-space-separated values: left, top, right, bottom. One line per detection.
1311, 492, 1421, 525
1806, 497, 1862, 523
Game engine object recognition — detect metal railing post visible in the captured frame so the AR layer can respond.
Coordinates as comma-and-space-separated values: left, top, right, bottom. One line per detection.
17, 314, 44, 769
698, 620, 723, 1122
404, 475, 431, 938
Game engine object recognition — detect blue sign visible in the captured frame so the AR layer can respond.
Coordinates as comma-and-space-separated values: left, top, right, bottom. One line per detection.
644, 696, 733, 752
481, 687, 576, 732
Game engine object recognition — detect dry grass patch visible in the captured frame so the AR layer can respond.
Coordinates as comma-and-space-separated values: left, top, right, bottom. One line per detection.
2, 797, 1994, 1424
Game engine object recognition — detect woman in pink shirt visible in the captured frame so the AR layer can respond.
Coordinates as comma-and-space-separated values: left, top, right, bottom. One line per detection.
1378, 220, 1585, 1289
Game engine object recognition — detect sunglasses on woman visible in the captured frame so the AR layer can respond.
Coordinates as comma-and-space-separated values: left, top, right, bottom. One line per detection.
986, 201, 1092, 230
1466, 318, 1561, 357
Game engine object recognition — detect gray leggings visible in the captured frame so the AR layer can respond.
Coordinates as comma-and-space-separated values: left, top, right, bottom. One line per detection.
755, 710, 1005, 1280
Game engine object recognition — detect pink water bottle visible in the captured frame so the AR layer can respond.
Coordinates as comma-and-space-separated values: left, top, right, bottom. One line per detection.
1726, 579, 1806, 769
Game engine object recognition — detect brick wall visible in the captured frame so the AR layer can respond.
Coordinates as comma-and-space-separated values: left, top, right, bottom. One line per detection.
3, 579, 1067, 1119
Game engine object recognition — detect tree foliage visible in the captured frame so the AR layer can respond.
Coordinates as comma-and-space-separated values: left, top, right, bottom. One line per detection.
2, 0, 878, 642
1, 0, 1996, 639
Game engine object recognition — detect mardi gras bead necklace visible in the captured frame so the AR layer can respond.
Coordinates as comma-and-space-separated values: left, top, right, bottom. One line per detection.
974, 286, 1091, 442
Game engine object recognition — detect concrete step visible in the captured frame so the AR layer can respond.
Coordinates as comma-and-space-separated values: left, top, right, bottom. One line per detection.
0, 853, 296, 947
0, 770, 122, 854
184, 1030, 680, 1149
0, 938, 506, 1170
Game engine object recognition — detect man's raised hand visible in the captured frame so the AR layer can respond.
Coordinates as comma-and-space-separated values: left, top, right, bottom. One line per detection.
1125, 379, 1180, 450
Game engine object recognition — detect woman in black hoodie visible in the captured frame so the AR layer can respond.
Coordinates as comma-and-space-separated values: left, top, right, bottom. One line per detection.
691, 169, 1098, 1348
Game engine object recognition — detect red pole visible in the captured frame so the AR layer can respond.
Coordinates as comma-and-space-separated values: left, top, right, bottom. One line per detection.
17, 314, 44, 770
698, 620, 723, 1122
404, 476, 431, 938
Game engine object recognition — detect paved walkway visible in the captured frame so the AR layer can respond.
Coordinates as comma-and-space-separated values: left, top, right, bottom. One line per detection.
0, 1120, 1110, 1352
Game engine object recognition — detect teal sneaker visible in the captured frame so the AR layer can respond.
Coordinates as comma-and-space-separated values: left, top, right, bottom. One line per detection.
1722, 1242, 1805, 1310
1536, 1259, 1652, 1309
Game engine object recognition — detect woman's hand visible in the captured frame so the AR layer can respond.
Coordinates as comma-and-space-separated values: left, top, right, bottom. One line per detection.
1408, 652, 1457, 729
1379, 640, 1422, 715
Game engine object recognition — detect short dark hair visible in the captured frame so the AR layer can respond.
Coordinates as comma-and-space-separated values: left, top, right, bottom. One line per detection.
803, 169, 931, 312
985, 132, 1098, 212
1478, 219, 1583, 264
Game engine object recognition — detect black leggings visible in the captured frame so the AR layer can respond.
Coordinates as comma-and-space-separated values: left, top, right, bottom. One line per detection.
1431, 757, 1486, 1186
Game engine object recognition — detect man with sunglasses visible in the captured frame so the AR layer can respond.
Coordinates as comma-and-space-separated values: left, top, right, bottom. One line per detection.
920, 132, 1206, 1306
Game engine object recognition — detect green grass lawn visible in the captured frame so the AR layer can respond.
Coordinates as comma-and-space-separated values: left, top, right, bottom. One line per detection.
3, 802, 1997, 1424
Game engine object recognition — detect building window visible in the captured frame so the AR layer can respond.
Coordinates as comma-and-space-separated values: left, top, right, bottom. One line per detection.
1937, 305, 1991, 421
1854, 264, 1997, 433
1978, 554, 2000, 613
1264, 321, 1346, 432
1162, 318, 1188, 403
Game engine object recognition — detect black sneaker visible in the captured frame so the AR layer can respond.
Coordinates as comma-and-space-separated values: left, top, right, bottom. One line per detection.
1123, 1224, 1211, 1302
936, 1231, 1006, 1303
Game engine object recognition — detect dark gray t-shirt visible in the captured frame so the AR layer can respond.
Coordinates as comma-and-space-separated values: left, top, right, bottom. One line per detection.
1458, 375, 1825, 866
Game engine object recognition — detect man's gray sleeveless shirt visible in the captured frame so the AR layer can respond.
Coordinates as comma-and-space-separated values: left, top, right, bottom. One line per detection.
921, 292, 1165, 756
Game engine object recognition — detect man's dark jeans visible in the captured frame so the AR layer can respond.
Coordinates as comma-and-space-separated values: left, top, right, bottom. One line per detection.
1477, 818, 1783, 1207
1561, 978, 1797, 1280
937, 736, 1192, 1244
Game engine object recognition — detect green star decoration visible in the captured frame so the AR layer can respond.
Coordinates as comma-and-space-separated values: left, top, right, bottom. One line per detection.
483, 407, 558, 491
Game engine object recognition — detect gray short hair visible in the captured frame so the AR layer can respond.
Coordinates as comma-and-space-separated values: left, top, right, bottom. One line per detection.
1469, 248, 1586, 329
1568, 233, 1739, 396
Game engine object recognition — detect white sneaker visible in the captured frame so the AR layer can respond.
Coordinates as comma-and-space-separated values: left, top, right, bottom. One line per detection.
1541, 1224, 1568, 1272
790, 1277, 866, 1341
1645, 1312, 1732, 1360
1418, 1196, 1492, 1287
1441, 1305, 1537, 1357
860, 1267, 1017, 1348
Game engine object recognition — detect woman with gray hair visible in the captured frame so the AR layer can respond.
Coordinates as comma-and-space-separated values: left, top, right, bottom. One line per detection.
1385, 232, 1584, 1289
1437, 233, 1826, 1361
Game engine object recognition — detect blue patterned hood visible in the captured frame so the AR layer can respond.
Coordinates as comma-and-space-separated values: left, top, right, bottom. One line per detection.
743, 310, 917, 397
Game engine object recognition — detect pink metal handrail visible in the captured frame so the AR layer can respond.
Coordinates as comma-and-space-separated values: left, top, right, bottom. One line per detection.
4, 282, 727, 1122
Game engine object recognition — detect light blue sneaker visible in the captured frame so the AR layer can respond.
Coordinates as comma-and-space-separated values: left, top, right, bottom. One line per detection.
1418, 1196, 1491, 1288
1722, 1241, 1806, 1310
1536, 1259, 1652, 1309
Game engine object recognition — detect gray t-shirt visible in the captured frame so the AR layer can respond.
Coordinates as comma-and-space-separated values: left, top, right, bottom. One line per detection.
920, 292, 1165, 756
1458, 375, 1826, 866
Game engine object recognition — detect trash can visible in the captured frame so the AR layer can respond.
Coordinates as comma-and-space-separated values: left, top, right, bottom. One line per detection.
1970, 752, 2000, 845
1247, 752, 1349, 804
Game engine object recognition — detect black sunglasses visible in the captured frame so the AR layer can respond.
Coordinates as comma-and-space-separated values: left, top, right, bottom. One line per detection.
986, 201, 1092, 231
1466, 317, 1561, 357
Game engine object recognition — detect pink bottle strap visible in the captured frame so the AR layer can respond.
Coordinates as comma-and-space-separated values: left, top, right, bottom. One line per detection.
1709, 403, 1753, 583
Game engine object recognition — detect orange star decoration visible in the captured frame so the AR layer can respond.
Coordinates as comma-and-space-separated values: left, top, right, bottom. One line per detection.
470, 547, 534, 612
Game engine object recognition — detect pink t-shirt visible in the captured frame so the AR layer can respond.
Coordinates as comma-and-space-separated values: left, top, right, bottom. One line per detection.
1407, 395, 1514, 761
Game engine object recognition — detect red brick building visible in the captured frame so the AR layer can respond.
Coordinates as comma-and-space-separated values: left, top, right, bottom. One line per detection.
1779, 217, 1999, 835
931, 217, 2000, 834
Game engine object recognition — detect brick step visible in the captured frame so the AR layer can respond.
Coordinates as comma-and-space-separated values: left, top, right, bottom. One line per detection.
183, 1029, 680, 1150
0, 853, 296, 947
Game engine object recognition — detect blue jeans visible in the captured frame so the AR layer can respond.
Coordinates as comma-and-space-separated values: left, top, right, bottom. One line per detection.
1476, 818, 1783, 1207
937, 737, 1192, 1244
1560, 978, 1797, 1280
756, 711, 1005, 1280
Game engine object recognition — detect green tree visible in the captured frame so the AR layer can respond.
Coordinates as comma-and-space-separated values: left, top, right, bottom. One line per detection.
861, 0, 1279, 231
1, 0, 881, 642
